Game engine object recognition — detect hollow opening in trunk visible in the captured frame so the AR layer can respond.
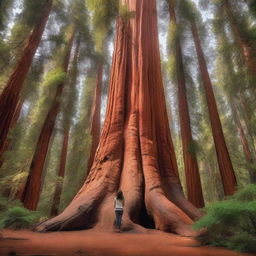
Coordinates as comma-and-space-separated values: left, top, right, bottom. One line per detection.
139, 202, 155, 229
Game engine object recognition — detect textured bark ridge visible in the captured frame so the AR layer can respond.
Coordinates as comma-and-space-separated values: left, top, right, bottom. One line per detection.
0, 0, 52, 163
36, 0, 202, 236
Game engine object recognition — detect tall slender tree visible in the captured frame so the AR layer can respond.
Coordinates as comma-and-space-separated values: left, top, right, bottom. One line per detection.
180, 0, 237, 195
166, 0, 204, 208
50, 37, 81, 216
85, 0, 118, 173
0, 0, 53, 165
214, 16, 256, 183
20, 0, 92, 211
222, 0, 256, 80
60, 73, 96, 209
20, 25, 75, 210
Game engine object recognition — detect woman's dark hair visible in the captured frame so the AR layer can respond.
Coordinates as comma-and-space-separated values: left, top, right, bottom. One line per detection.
116, 190, 124, 200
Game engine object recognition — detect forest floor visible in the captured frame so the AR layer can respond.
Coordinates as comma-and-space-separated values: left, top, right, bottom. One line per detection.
0, 229, 255, 256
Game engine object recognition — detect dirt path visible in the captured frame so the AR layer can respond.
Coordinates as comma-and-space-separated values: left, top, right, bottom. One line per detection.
0, 229, 254, 256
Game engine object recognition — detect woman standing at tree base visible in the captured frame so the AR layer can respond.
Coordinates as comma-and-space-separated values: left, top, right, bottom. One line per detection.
114, 191, 124, 230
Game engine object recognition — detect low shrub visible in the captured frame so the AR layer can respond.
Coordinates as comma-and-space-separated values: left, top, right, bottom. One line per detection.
194, 184, 256, 253
0, 197, 41, 229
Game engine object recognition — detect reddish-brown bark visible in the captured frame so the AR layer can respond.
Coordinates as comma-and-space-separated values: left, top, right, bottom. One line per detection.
168, 2, 204, 208
0, 0, 52, 163
191, 22, 237, 195
35, 0, 202, 236
51, 127, 70, 216
86, 63, 103, 174
20, 28, 76, 211
223, 0, 256, 77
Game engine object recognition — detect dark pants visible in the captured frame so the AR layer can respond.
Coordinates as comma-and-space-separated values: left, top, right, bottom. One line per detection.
115, 210, 123, 229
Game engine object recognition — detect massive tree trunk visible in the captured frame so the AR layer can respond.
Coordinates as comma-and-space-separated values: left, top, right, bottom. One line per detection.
0, 0, 52, 163
191, 22, 237, 196
223, 0, 256, 78
20, 28, 76, 211
86, 63, 103, 174
35, 0, 202, 236
168, 2, 204, 208
51, 126, 70, 216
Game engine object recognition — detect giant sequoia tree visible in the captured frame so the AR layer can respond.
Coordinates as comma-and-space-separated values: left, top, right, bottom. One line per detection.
35, 0, 202, 236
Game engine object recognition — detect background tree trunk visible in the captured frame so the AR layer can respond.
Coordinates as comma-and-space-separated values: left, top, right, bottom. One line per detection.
191, 22, 237, 196
168, 1, 204, 208
223, 0, 256, 77
0, 0, 52, 162
20, 28, 76, 211
51, 127, 70, 216
230, 102, 256, 183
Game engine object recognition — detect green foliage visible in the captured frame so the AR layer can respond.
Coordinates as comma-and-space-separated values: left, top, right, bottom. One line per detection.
8, 23, 31, 58
179, 0, 198, 23
0, 68, 66, 195
119, 4, 136, 22
249, 0, 256, 17
59, 75, 95, 209
187, 139, 199, 155
233, 184, 256, 202
0, 196, 41, 229
20, 0, 47, 26
166, 22, 179, 84
86, 0, 118, 53
43, 69, 66, 89
0, 205, 41, 229
0, 38, 10, 67
8, 0, 48, 59
194, 185, 256, 252
0, 0, 14, 31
